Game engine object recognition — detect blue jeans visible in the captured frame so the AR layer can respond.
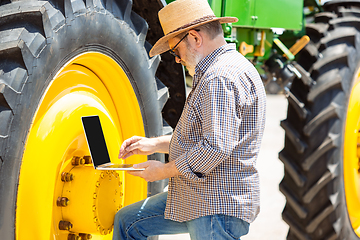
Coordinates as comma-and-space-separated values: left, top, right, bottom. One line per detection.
113, 192, 250, 240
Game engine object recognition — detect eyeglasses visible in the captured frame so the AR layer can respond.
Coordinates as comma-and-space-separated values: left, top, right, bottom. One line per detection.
169, 33, 189, 59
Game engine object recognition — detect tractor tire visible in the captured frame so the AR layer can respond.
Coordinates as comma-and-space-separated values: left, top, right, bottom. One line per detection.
280, 1, 360, 239
0, 0, 170, 239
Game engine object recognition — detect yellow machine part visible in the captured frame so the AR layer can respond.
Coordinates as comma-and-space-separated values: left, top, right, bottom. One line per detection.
15, 52, 148, 240
344, 68, 360, 237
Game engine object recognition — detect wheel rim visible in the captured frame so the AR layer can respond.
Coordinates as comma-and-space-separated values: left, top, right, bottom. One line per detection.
344, 68, 360, 236
15, 52, 148, 240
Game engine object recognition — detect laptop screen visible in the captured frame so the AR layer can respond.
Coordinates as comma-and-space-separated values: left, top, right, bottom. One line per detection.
81, 116, 111, 168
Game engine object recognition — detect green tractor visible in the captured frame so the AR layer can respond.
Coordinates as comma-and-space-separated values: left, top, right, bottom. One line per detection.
211, 0, 360, 239
0, 0, 360, 239
219, 0, 360, 238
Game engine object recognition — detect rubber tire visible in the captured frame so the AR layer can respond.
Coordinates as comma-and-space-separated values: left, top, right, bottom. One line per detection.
280, 1, 360, 239
0, 0, 168, 238
132, 0, 187, 129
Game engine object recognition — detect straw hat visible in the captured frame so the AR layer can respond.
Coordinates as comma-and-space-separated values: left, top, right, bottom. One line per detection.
149, 0, 238, 57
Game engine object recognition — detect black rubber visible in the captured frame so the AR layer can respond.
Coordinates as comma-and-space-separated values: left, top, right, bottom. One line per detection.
133, 0, 186, 129
280, 1, 360, 239
0, 0, 173, 238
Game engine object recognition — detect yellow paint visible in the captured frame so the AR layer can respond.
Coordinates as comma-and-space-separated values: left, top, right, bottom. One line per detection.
254, 31, 266, 57
344, 68, 360, 237
62, 168, 122, 234
239, 41, 254, 56
16, 52, 147, 240
283, 35, 310, 58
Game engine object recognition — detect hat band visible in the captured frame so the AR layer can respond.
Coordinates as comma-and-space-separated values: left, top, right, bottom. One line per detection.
167, 15, 216, 35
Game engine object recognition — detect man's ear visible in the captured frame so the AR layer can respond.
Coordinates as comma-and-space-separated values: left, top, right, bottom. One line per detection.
188, 29, 203, 48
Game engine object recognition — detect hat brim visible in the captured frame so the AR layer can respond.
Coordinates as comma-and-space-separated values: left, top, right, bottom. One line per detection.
149, 17, 238, 57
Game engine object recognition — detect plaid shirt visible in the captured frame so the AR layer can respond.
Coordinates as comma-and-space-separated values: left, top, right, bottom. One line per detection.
165, 43, 266, 223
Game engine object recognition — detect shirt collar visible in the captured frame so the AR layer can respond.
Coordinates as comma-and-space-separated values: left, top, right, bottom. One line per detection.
192, 43, 236, 88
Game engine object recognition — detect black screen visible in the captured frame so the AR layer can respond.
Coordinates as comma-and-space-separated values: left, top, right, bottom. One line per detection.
82, 116, 111, 167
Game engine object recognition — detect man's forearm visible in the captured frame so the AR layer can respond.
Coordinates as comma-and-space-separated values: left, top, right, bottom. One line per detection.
130, 159, 180, 182
163, 160, 180, 178
153, 135, 172, 154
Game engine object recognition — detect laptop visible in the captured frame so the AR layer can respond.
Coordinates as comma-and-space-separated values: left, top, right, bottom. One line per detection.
81, 115, 144, 171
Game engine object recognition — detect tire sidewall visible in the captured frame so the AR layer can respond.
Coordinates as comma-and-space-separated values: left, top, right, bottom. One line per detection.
0, 3, 163, 238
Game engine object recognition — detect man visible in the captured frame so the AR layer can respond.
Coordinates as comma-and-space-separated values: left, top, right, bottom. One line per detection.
113, 0, 266, 239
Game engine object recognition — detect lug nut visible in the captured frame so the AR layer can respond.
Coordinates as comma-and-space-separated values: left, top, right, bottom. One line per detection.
57, 197, 70, 207
61, 172, 74, 182
72, 156, 85, 166
68, 233, 80, 240
79, 233, 92, 239
59, 220, 73, 231
83, 156, 92, 164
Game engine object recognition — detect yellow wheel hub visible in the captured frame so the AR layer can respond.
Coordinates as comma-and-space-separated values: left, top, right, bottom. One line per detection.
61, 168, 122, 235
15, 52, 147, 240
344, 68, 360, 236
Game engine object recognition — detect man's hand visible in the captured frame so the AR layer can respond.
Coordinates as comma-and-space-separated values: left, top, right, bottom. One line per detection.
128, 160, 179, 182
118, 135, 172, 159
118, 136, 157, 159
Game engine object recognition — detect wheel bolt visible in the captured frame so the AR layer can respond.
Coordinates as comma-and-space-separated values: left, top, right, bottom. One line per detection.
72, 156, 85, 166
68, 233, 80, 240
61, 172, 74, 182
59, 220, 73, 231
79, 233, 92, 239
83, 156, 92, 164
57, 197, 70, 207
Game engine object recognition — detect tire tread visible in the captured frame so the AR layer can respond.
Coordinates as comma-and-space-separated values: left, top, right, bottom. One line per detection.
280, 3, 360, 238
